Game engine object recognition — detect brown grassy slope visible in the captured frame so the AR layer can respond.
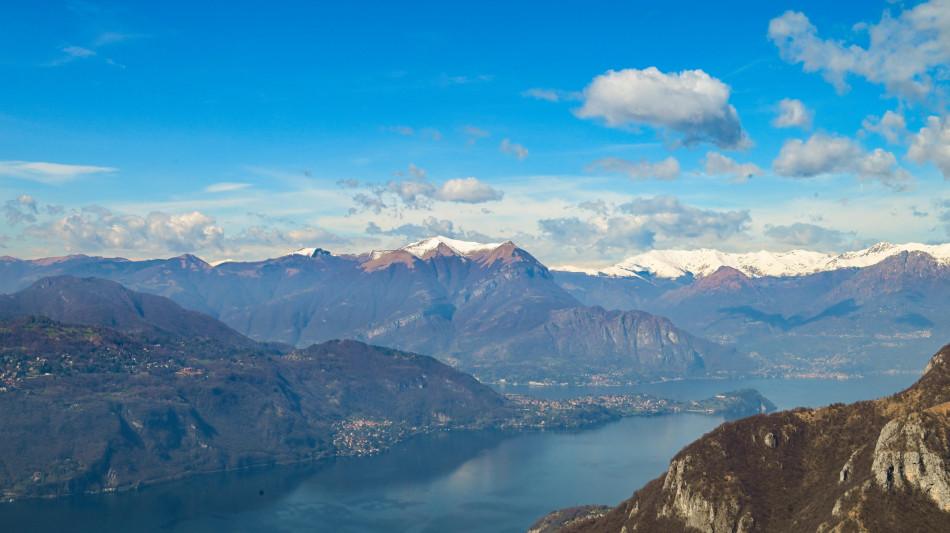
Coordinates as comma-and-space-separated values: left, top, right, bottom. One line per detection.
563, 343, 950, 533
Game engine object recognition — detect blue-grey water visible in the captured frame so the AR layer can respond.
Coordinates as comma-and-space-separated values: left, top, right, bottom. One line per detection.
0, 374, 920, 533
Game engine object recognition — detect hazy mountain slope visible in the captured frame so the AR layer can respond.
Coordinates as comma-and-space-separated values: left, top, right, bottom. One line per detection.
561, 342, 950, 532
0, 316, 513, 500
558, 251, 950, 375
0, 275, 260, 349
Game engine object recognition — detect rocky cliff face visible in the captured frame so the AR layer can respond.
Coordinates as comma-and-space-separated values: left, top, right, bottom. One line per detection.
561, 343, 950, 532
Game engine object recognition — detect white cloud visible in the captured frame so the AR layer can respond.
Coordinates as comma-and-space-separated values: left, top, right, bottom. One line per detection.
772, 133, 912, 190
499, 139, 529, 161
862, 110, 907, 144
772, 98, 813, 129
522, 88, 560, 102
539, 195, 750, 253
351, 174, 504, 214
702, 152, 764, 182
460, 125, 489, 137
24, 207, 224, 254
435, 177, 504, 203
204, 182, 251, 193
907, 115, 950, 179
768, 3, 950, 102
764, 222, 855, 251
0, 161, 117, 184
587, 156, 680, 181
408, 163, 426, 180
574, 67, 748, 149
63, 46, 96, 58
522, 88, 582, 102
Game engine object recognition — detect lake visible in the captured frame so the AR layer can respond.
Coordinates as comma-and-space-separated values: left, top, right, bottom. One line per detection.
0, 373, 920, 533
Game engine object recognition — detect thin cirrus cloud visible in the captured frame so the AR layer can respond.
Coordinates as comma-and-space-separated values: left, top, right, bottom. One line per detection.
586, 156, 680, 181
204, 182, 251, 193
573, 67, 749, 150
0, 161, 117, 184
768, 2, 950, 102
772, 133, 913, 191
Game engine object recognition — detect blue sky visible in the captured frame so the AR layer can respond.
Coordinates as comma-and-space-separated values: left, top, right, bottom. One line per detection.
2, 0, 950, 265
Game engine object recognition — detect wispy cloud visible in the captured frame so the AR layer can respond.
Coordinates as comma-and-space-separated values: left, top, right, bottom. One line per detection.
0, 161, 117, 184
205, 182, 251, 193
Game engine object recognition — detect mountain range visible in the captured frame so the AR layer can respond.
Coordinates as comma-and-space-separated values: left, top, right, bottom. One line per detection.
556, 342, 950, 532
3, 237, 949, 380
0, 237, 741, 383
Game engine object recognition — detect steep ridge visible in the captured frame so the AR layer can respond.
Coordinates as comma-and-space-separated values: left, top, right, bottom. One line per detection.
0, 238, 752, 382
560, 343, 950, 532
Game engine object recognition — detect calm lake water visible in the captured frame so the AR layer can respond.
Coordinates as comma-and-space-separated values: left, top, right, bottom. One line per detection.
0, 373, 920, 533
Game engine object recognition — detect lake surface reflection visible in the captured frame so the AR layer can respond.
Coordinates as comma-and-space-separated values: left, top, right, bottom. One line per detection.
0, 373, 919, 533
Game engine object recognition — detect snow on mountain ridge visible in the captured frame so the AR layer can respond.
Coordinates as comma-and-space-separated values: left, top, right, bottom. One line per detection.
553, 242, 950, 280
398, 236, 506, 258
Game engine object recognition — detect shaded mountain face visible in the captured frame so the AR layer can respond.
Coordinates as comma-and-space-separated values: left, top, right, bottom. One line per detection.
556, 250, 950, 374
0, 239, 743, 383
0, 314, 512, 500
0, 275, 261, 349
561, 342, 950, 532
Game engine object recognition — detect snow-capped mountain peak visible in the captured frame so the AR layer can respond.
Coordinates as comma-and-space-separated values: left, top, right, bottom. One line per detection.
398, 236, 506, 258
553, 241, 950, 280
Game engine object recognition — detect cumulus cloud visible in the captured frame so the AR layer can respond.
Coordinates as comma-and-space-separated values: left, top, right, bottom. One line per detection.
577, 200, 609, 214
768, 3, 950, 102
587, 156, 680, 181
408, 164, 426, 180
539, 195, 750, 253
3, 195, 39, 225
366, 216, 499, 244
772, 133, 913, 190
23, 207, 224, 254
0, 161, 117, 184
499, 139, 529, 161
574, 67, 749, 149
907, 115, 950, 179
764, 222, 855, 251
435, 177, 504, 203
862, 110, 907, 144
702, 152, 764, 181
350, 172, 503, 215
772, 98, 813, 129
16, 203, 349, 258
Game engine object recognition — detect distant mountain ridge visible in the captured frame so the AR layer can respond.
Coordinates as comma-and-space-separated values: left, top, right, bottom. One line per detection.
0, 239, 743, 383
554, 241, 950, 280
